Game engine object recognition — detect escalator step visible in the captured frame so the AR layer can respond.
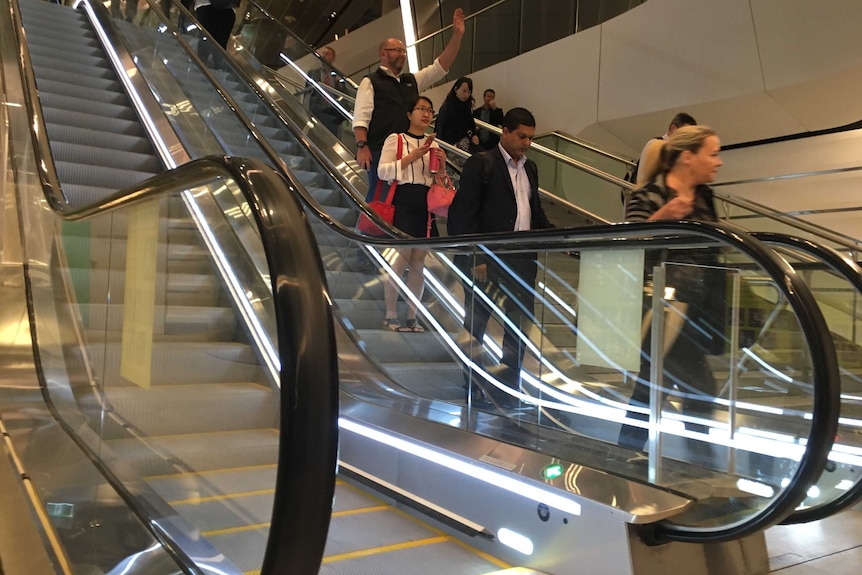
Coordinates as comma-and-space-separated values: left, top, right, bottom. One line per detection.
55, 161, 158, 192
44, 107, 147, 137
50, 141, 162, 174
47, 125, 155, 154
40, 92, 139, 122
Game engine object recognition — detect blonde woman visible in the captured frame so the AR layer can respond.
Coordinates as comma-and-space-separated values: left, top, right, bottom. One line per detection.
618, 125, 725, 459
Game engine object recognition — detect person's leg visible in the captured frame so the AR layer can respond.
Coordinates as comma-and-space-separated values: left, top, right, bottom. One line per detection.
383, 250, 409, 327
195, 6, 218, 65
617, 364, 652, 451
126, 0, 138, 22
365, 150, 380, 202
667, 334, 718, 466
403, 249, 427, 329
213, 7, 236, 49
498, 255, 537, 372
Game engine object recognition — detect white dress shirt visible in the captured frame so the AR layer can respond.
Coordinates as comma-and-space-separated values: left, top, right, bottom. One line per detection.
499, 144, 532, 231
352, 59, 447, 130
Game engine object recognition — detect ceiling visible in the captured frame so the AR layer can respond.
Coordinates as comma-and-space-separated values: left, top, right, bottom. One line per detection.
254, 0, 382, 47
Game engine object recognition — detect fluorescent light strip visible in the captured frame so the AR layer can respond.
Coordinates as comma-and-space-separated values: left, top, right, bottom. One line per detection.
83, 2, 175, 169
399, 0, 419, 72
339, 418, 582, 516
183, 189, 280, 380
277, 54, 352, 119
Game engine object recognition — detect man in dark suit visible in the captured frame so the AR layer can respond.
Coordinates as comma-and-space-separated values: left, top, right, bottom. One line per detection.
472, 89, 505, 150
449, 108, 554, 396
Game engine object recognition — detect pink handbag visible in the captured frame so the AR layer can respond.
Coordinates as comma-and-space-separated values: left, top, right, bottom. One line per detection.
426, 171, 456, 217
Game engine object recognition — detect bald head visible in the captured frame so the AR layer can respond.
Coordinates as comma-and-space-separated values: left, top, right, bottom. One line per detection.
378, 38, 407, 73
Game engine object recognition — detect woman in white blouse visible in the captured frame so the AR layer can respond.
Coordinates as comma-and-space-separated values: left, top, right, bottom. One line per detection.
377, 96, 446, 332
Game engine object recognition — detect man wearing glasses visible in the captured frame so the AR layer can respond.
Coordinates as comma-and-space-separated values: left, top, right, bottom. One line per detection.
353, 8, 466, 200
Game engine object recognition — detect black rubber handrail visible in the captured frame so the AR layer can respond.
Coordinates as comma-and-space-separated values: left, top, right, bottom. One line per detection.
752, 231, 862, 524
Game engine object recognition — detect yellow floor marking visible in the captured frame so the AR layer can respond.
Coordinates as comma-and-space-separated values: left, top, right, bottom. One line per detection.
170, 488, 273, 506
127, 428, 280, 442
145, 463, 277, 481
322, 535, 449, 563
337, 475, 511, 568
331, 504, 388, 517
202, 522, 270, 538
449, 534, 511, 570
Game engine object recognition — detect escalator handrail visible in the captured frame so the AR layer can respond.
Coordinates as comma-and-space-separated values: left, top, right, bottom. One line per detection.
9, 0, 67, 212
473, 118, 635, 189
752, 231, 862, 524
536, 130, 638, 168
715, 189, 862, 253
9, 1, 339, 569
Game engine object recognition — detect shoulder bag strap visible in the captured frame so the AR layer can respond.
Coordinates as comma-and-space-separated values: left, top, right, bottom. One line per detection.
381, 135, 402, 205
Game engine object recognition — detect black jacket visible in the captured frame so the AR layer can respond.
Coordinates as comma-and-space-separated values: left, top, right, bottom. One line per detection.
448, 147, 553, 236
472, 106, 504, 150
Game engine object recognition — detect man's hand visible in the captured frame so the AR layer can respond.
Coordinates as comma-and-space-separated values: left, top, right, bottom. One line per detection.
473, 263, 487, 283
452, 8, 465, 36
356, 146, 372, 170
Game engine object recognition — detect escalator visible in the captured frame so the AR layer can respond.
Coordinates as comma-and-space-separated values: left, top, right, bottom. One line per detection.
164, 0, 862, 529
221, 0, 862, 529
1, 1, 858, 574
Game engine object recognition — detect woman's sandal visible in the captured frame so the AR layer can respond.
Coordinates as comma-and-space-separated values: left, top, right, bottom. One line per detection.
383, 317, 402, 331
405, 318, 425, 333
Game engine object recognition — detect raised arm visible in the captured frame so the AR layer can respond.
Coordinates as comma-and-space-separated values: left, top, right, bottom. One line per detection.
437, 8, 465, 71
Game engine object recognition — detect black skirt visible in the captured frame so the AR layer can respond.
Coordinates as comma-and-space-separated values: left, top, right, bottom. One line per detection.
392, 182, 438, 238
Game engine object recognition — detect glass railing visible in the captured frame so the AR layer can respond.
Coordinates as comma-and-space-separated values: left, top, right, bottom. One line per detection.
456, 122, 862, 522
750, 233, 862, 523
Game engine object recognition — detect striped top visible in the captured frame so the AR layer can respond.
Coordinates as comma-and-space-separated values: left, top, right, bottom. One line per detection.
377, 132, 440, 187
625, 182, 718, 223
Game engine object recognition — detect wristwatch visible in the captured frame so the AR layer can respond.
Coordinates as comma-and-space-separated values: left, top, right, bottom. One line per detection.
356, 141, 368, 148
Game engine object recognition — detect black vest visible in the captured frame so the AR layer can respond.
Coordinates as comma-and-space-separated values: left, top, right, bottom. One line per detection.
366, 68, 418, 151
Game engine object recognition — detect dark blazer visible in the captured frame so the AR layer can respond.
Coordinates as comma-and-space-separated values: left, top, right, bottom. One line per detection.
449, 146, 553, 236
472, 106, 504, 150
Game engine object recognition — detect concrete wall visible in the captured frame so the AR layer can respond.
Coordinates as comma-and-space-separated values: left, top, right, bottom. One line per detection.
418, 0, 862, 158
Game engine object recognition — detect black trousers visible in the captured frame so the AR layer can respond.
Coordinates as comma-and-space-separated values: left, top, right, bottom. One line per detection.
196, 6, 236, 66
462, 253, 538, 380
617, 321, 718, 451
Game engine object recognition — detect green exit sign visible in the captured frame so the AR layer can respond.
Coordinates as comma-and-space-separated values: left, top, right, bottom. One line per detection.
542, 463, 564, 480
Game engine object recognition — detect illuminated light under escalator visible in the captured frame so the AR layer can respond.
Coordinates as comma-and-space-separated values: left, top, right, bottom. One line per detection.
837, 479, 854, 491
780, 478, 791, 488
736, 478, 775, 498
807, 485, 821, 499
339, 418, 582, 517
542, 463, 564, 480
497, 528, 534, 556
